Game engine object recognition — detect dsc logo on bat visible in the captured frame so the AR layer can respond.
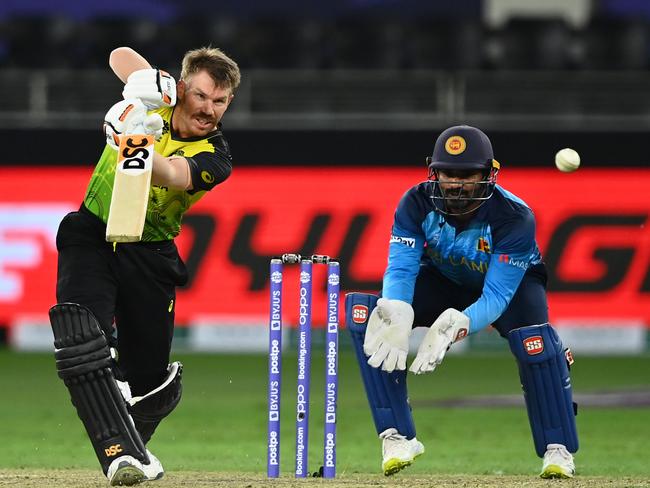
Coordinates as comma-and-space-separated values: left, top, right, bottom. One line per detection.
118, 135, 154, 175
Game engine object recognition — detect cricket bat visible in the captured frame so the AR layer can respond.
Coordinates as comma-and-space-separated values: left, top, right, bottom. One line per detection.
105, 48, 155, 243
105, 133, 154, 242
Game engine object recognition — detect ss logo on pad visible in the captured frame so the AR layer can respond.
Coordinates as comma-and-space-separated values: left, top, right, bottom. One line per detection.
523, 336, 544, 355
351, 305, 369, 324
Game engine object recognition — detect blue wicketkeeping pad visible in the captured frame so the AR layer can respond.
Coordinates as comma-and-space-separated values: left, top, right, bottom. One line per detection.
508, 323, 579, 457
345, 292, 416, 439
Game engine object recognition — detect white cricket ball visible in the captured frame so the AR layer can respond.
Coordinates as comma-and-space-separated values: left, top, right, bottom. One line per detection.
555, 148, 580, 172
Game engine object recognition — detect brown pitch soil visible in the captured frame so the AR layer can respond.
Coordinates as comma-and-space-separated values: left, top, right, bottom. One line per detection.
1, 470, 650, 488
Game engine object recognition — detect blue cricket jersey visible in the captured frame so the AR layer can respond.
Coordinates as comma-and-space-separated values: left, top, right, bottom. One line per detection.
382, 182, 542, 334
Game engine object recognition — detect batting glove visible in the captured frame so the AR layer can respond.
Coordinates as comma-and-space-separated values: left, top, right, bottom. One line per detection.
103, 99, 164, 150
409, 308, 469, 375
363, 298, 413, 373
123, 68, 176, 109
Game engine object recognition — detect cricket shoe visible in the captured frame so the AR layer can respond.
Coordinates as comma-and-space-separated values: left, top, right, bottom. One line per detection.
107, 455, 146, 486
380, 428, 425, 476
142, 450, 164, 481
540, 443, 575, 479
107, 450, 164, 486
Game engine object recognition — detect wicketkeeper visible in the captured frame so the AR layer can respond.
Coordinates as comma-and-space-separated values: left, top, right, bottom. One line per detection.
346, 125, 579, 478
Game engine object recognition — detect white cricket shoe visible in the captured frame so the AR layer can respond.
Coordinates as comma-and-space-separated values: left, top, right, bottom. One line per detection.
380, 428, 425, 476
142, 449, 164, 481
107, 455, 146, 486
106, 449, 164, 486
540, 443, 575, 479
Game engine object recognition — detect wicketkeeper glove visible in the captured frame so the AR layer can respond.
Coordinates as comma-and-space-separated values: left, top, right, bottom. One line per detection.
122, 68, 177, 109
363, 298, 414, 373
409, 308, 470, 375
103, 98, 164, 150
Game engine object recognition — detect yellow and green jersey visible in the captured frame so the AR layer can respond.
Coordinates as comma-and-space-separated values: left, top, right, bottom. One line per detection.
83, 106, 232, 241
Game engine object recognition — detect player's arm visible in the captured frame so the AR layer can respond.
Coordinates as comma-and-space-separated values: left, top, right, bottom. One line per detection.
363, 188, 425, 372
382, 188, 427, 302
152, 135, 233, 191
463, 212, 537, 333
463, 255, 527, 331
109, 47, 151, 83
410, 255, 527, 373
151, 154, 192, 190
109, 47, 176, 108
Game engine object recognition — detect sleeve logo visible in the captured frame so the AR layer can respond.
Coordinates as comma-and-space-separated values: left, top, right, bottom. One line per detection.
497, 254, 529, 270
201, 171, 215, 184
390, 235, 415, 248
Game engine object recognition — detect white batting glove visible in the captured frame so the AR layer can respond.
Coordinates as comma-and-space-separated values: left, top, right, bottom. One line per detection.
363, 298, 413, 373
136, 113, 164, 139
103, 99, 164, 150
409, 308, 470, 375
123, 68, 176, 109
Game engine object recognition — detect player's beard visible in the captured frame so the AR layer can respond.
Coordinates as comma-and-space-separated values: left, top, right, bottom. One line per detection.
444, 198, 475, 214
442, 185, 483, 215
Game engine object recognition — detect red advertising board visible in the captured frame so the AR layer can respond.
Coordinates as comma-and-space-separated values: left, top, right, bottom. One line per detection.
1, 167, 649, 328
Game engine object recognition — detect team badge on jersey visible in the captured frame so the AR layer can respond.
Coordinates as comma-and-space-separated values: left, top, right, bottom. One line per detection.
477, 237, 491, 253
445, 135, 466, 155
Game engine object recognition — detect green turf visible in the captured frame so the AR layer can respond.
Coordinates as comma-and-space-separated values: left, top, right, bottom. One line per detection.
0, 350, 649, 477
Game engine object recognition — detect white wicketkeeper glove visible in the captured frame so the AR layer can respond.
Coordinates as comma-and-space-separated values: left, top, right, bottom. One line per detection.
409, 308, 470, 375
103, 98, 164, 150
363, 298, 414, 373
123, 68, 176, 109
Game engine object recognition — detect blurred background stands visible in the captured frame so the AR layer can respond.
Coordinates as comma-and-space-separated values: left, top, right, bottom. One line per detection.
2, 0, 650, 130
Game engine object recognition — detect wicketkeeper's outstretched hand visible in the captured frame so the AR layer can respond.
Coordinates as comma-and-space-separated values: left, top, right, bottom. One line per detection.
363, 298, 413, 373
409, 308, 469, 375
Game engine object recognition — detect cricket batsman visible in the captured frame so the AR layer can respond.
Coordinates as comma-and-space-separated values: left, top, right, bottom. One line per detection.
49, 46, 240, 485
346, 125, 578, 478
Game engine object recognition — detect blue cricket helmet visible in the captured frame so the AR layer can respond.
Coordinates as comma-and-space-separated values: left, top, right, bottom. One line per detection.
426, 125, 495, 170
425, 125, 500, 216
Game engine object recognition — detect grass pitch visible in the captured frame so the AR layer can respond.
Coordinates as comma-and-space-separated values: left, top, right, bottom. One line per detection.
1, 350, 649, 486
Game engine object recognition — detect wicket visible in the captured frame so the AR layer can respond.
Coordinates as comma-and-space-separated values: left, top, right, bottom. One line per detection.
267, 253, 340, 478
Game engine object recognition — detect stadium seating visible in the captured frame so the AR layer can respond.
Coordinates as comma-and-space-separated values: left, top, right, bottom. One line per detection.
1, 13, 649, 70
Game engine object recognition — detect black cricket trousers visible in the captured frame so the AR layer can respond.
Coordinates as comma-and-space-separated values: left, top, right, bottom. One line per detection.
55, 205, 188, 394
